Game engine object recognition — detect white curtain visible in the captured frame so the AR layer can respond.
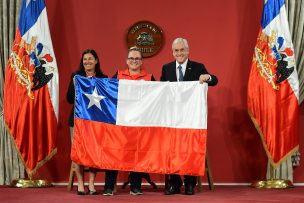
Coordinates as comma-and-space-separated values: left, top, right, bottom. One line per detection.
286, 0, 304, 103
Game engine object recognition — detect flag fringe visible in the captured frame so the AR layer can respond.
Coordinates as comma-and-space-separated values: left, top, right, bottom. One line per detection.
4, 123, 57, 179
26, 148, 57, 179
247, 109, 299, 167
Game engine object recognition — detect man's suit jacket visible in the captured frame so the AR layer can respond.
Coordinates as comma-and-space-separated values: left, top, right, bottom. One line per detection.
160, 59, 218, 86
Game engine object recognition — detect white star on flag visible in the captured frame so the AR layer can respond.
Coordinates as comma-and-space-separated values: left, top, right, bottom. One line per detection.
84, 87, 105, 110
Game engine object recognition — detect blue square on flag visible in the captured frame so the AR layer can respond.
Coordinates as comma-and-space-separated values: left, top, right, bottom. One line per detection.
74, 76, 118, 124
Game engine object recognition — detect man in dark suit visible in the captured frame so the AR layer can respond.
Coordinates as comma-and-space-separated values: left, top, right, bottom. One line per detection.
160, 37, 218, 195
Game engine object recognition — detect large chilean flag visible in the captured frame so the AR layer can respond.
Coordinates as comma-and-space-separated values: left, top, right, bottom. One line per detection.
247, 0, 299, 166
71, 76, 208, 176
4, 0, 58, 177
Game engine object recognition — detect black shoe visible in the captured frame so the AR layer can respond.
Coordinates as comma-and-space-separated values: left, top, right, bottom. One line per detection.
185, 185, 195, 195
103, 188, 114, 196
164, 186, 180, 195
77, 190, 87, 195
130, 188, 143, 195
88, 189, 98, 195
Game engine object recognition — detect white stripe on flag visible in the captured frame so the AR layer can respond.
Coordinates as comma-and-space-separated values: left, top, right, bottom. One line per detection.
116, 80, 208, 129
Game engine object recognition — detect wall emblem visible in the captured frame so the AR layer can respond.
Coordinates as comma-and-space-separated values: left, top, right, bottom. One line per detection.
126, 21, 164, 57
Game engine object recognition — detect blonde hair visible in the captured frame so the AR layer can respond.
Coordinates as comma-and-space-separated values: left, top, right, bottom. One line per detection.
128, 46, 143, 58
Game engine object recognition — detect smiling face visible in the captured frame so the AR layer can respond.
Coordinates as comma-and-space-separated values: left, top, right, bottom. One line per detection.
82, 53, 98, 73
172, 41, 189, 64
126, 50, 143, 73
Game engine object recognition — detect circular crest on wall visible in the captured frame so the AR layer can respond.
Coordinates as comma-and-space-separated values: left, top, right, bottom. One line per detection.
126, 21, 164, 58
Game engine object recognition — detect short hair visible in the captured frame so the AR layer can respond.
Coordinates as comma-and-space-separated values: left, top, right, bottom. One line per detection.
172, 38, 189, 50
128, 46, 143, 58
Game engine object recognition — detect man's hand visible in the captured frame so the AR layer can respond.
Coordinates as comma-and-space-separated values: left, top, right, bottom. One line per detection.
199, 74, 211, 84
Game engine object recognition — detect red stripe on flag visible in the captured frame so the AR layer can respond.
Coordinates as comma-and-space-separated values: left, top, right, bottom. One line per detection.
71, 118, 207, 176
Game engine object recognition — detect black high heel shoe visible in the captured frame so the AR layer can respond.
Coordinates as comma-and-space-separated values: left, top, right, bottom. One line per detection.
77, 190, 87, 195
88, 189, 98, 195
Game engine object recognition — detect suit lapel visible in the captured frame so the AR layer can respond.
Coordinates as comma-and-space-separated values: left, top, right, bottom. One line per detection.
169, 62, 177, 81
184, 60, 192, 81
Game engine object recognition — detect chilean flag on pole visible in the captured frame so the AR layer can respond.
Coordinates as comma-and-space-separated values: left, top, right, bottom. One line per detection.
248, 0, 299, 166
71, 76, 208, 176
4, 0, 58, 177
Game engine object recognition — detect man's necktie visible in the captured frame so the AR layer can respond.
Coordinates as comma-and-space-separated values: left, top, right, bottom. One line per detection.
178, 65, 183, 81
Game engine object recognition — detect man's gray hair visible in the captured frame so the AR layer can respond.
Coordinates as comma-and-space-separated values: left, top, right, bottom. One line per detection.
172, 38, 189, 50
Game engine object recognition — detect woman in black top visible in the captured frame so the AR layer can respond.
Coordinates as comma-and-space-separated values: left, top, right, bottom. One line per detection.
66, 49, 107, 195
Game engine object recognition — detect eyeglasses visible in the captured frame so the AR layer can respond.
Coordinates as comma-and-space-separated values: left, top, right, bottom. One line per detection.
128, 57, 142, 62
